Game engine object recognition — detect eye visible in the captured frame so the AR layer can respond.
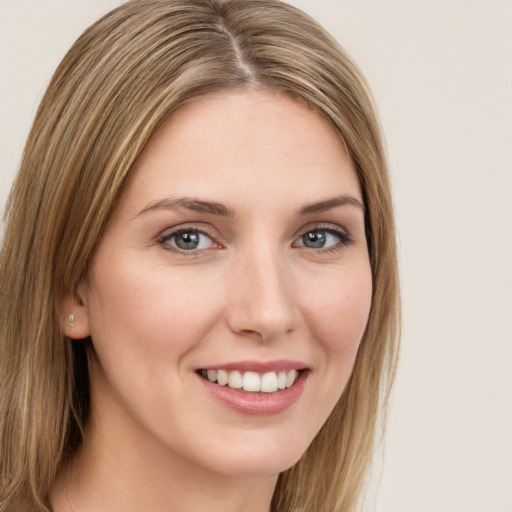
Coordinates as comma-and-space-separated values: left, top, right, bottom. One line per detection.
160, 229, 216, 251
294, 228, 351, 250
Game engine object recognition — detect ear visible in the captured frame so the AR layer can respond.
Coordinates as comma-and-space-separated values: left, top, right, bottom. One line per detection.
58, 281, 91, 339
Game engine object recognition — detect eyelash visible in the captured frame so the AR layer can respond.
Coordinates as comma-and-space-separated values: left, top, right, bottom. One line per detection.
156, 224, 353, 256
156, 226, 218, 257
295, 225, 354, 253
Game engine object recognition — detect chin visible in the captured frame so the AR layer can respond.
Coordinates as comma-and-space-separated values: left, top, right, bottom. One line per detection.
186, 429, 311, 478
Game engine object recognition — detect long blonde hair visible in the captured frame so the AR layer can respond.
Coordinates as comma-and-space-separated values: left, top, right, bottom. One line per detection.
0, 1, 400, 510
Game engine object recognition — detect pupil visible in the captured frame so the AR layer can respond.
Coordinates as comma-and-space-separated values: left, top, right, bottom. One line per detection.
176, 232, 199, 250
303, 231, 326, 248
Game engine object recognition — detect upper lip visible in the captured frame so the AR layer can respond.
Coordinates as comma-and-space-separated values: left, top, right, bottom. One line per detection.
198, 359, 309, 373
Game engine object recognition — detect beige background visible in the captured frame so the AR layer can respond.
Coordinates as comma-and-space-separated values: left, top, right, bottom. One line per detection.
1, 1, 511, 511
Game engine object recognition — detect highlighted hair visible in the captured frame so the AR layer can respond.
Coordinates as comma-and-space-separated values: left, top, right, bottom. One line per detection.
0, 1, 399, 510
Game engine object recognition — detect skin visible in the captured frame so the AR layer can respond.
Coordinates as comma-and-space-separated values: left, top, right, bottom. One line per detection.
53, 90, 372, 512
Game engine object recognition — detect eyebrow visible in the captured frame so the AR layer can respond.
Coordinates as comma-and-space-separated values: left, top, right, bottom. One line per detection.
136, 193, 364, 219
136, 197, 236, 218
298, 195, 365, 215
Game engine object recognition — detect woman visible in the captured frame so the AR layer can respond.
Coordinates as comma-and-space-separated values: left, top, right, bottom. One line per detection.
0, 1, 400, 511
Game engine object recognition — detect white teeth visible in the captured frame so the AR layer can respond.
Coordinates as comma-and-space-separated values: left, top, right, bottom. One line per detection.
261, 372, 278, 393
202, 368, 300, 393
217, 370, 228, 386
277, 371, 287, 390
286, 369, 298, 388
228, 370, 243, 389
243, 371, 260, 392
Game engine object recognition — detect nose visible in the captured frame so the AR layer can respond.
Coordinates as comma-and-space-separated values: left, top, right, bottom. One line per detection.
225, 248, 298, 342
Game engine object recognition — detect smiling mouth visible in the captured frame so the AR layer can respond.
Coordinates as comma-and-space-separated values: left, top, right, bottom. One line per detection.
198, 369, 302, 393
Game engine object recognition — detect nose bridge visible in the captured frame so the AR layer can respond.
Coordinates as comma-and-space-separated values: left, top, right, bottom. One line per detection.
226, 243, 297, 340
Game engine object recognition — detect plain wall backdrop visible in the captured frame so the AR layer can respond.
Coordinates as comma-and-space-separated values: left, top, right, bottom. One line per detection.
1, 1, 511, 511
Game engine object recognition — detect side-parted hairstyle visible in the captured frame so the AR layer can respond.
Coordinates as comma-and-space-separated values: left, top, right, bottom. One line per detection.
0, 1, 400, 510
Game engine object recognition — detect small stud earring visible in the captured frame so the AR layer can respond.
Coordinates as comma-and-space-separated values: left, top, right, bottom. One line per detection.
68, 314, 75, 328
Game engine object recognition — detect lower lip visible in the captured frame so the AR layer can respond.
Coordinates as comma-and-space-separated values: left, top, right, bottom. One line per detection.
198, 371, 308, 416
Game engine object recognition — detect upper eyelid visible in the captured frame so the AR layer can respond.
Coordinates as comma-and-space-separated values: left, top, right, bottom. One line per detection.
157, 223, 217, 240
293, 222, 350, 239
294, 226, 352, 244
156, 225, 216, 247
157, 221, 348, 236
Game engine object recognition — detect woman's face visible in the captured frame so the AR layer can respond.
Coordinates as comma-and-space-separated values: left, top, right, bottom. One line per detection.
77, 90, 372, 478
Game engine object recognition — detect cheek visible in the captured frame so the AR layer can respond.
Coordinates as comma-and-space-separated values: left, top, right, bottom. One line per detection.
300, 262, 373, 357
85, 256, 225, 357
294, 261, 372, 442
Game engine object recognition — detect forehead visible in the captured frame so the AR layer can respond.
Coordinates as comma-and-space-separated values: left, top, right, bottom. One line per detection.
121, 90, 361, 214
